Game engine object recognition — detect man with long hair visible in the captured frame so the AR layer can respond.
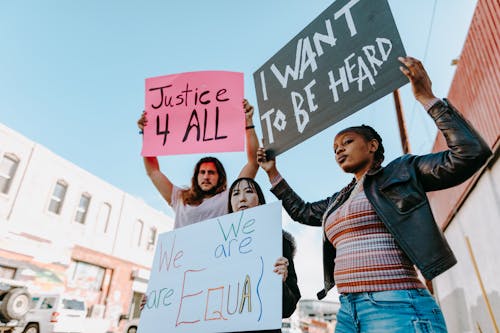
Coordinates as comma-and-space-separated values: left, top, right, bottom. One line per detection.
138, 99, 259, 229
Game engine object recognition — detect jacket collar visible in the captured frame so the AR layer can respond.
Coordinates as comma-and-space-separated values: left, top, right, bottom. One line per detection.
366, 165, 383, 176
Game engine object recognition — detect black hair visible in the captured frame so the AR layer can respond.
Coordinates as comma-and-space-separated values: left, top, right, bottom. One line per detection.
329, 125, 385, 213
336, 124, 385, 170
227, 178, 266, 213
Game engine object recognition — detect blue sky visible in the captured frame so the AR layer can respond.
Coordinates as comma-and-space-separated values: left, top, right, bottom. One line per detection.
1, 0, 478, 299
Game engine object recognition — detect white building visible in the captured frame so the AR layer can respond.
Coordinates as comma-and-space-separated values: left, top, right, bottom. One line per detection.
0, 122, 173, 332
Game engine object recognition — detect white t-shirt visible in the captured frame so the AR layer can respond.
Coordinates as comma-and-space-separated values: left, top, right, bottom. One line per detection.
170, 185, 228, 229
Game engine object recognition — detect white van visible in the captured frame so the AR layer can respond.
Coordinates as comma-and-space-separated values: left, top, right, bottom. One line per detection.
20, 293, 86, 333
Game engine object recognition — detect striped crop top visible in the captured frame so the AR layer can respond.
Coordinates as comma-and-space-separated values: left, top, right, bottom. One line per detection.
324, 190, 425, 294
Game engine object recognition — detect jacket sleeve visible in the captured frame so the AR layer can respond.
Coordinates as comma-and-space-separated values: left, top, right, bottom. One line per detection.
282, 237, 301, 318
271, 178, 335, 227
415, 99, 492, 191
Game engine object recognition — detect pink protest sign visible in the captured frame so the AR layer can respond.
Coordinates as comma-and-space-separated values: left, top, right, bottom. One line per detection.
142, 71, 244, 156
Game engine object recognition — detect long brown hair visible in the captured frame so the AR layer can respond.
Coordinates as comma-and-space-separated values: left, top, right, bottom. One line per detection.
180, 157, 227, 205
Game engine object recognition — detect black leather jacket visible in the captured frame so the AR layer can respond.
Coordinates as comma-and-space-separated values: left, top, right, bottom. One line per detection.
271, 99, 492, 299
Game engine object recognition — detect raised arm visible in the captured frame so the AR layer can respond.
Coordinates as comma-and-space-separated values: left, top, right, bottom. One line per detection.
138, 111, 174, 205
398, 57, 492, 191
237, 99, 259, 179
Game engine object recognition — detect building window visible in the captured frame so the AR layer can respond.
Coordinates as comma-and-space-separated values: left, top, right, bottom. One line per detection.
98, 203, 112, 233
130, 292, 144, 319
0, 154, 19, 195
0, 265, 16, 279
30, 297, 40, 309
48, 180, 68, 214
147, 227, 157, 251
134, 220, 144, 247
40, 297, 56, 309
69, 261, 105, 292
74, 193, 91, 224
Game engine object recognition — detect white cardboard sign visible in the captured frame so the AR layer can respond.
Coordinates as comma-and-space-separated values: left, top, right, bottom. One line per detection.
138, 201, 283, 333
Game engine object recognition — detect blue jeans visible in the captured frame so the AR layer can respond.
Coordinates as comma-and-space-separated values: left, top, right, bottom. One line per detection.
336, 289, 448, 333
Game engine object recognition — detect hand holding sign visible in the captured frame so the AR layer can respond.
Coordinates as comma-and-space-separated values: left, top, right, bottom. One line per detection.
137, 110, 147, 132
398, 56, 437, 107
273, 257, 289, 282
256, 146, 279, 181
142, 71, 244, 156
244, 99, 255, 125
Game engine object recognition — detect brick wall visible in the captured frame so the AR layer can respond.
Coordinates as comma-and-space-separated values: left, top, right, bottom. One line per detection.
428, 0, 499, 229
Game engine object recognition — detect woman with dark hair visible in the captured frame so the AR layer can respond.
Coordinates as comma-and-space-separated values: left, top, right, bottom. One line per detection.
140, 178, 301, 325
257, 56, 492, 332
227, 177, 301, 333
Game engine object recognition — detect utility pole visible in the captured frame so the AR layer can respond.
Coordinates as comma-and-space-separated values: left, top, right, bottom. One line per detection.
393, 89, 411, 154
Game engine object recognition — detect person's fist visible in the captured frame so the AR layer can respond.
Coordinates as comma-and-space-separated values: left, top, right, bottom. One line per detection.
398, 56, 436, 105
243, 99, 254, 123
273, 256, 289, 282
137, 111, 148, 131
257, 147, 275, 173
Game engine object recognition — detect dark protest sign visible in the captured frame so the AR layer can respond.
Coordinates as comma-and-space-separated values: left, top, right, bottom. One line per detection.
253, 0, 407, 156
142, 71, 244, 156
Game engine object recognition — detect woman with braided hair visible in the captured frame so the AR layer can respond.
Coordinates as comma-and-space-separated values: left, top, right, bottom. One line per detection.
256, 56, 491, 333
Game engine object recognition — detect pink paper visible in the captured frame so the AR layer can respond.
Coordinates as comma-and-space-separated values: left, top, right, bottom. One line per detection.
142, 71, 244, 156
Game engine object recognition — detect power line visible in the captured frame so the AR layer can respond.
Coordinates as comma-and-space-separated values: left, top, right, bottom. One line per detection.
423, 0, 438, 63
408, 0, 438, 154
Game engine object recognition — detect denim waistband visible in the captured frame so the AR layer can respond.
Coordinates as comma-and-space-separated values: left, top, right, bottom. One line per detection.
340, 288, 431, 302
